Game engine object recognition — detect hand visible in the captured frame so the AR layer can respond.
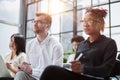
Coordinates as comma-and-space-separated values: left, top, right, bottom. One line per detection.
6, 62, 12, 70
19, 62, 32, 74
70, 60, 84, 73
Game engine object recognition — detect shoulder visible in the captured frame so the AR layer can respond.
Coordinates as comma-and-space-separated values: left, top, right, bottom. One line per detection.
18, 52, 26, 57
3, 53, 11, 60
27, 38, 37, 45
48, 36, 61, 45
16, 52, 26, 63
4, 53, 11, 58
78, 40, 86, 46
17, 52, 26, 61
48, 36, 63, 50
99, 35, 117, 51
102, 35, 116, 44
26, 38, 37, 49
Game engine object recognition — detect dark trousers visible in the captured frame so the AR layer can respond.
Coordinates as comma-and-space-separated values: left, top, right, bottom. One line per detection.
40, 65, 104, 80
0, 77, 14, 80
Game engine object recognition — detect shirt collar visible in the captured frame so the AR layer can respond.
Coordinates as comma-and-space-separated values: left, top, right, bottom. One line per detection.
36, 34, 50, 45
85, 35, 105, 44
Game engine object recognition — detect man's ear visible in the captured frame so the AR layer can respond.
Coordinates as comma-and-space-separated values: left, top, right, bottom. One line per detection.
46, 24, 50, 29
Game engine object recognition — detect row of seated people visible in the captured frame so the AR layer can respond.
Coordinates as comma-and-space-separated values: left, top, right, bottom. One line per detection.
1, 7, 120, 80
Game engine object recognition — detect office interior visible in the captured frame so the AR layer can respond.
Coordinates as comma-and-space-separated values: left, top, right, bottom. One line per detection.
0, 0, 120, 60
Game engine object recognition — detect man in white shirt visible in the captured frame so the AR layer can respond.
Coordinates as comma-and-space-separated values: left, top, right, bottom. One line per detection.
14, 13, 63, 80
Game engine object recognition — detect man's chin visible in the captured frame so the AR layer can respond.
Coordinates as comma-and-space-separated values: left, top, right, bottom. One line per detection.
34, 31, 41, 34
33, 30, 38, 33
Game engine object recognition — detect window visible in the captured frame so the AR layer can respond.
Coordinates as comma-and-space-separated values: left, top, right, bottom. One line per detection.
25, 0, 120, 54
61, 11, 73, 32
111, 27, 120, 51
111, 2, 120, 26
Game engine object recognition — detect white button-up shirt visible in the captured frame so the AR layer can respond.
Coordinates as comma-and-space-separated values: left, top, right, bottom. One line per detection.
26, 35, 63, 80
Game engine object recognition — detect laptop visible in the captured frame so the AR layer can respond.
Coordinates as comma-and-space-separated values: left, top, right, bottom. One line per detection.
0, 55, 11, 77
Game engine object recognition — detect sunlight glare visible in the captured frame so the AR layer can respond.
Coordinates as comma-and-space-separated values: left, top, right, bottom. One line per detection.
50, 0, 63, 14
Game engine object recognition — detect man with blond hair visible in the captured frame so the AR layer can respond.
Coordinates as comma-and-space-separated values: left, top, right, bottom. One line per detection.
14, 13, 63, 80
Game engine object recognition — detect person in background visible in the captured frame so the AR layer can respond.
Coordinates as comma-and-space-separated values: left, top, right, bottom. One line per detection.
40, 7, 117, 80
14, 12, 63, 80
67, 35, 84, 63
4, 33, 26, 77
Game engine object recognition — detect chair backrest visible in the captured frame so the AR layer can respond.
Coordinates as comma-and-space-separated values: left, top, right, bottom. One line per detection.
110, 60, 120, 76
117, 54, 120, 60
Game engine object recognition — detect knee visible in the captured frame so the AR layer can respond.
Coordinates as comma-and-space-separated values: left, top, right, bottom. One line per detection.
14, 71, 26, 80
42, 65, 61, 76
16, 71, 26, 76
44, 65, 59, 72
41, 66, 56, 80
41, 66, 63, 80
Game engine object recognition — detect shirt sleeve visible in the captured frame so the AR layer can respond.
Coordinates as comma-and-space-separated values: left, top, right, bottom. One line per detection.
32, 68, 44, 78
26, 41, 31, 63
19, 53, 26, 64
52, 43, 63, 67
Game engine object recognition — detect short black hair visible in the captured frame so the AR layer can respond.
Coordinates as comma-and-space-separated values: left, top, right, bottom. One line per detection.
71, 35, 84, 43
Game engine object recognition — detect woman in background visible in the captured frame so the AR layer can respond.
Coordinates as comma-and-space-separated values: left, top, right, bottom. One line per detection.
67, 35, 84, 63
4, 33, 26, 77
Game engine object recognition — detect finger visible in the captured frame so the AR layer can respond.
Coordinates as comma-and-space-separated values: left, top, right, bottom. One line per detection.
70, 60, 77, 63
71, 62, 81, 67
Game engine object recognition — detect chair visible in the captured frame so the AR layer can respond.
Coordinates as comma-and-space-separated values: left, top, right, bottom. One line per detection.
82, 60, 120, 80
105, 60, 120, 80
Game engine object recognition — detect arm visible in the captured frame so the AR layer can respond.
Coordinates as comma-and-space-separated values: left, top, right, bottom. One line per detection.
6, 53, 26, 74
52, 43, 63, 67
6, 62, 18, 74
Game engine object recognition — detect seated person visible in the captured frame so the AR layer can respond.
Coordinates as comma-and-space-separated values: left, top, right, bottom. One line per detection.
67, 35, 84, 63
14, 13, 63, 80
40, 7, 117, 80
3, 33, 26, 77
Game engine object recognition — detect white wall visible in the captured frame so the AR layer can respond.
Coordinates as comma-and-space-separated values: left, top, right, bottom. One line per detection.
0, 0, 20, 56
0, 23, 18, 56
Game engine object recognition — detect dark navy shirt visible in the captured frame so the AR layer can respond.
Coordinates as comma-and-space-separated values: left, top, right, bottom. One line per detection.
75, 35, 117, 77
